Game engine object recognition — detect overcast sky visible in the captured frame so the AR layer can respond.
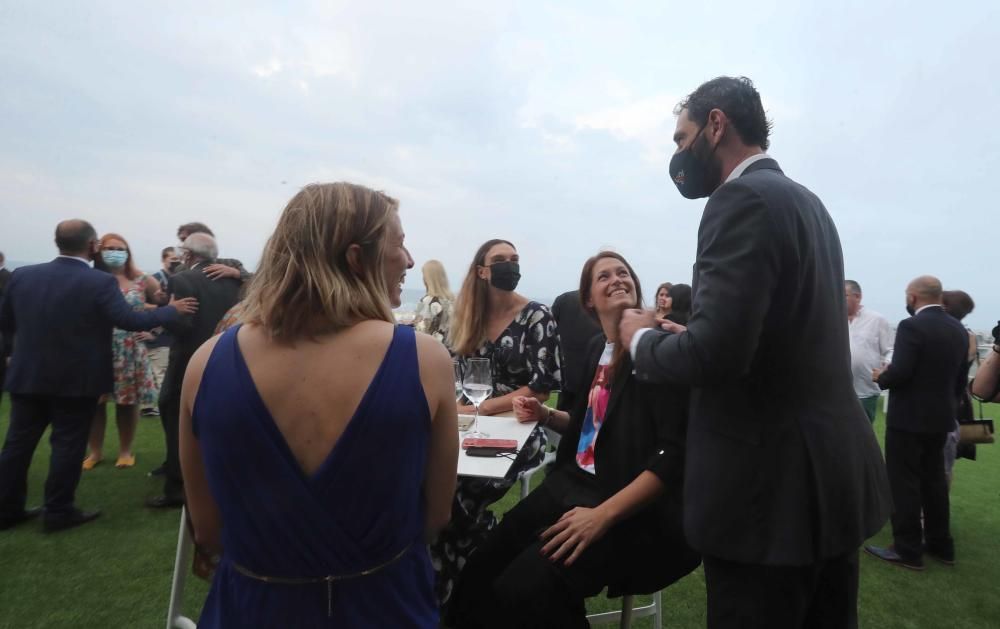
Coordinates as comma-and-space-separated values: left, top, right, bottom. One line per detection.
2, 1, 998, 330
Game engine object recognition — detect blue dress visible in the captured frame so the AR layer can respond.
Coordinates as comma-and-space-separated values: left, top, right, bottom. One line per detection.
194, 325, 438, 628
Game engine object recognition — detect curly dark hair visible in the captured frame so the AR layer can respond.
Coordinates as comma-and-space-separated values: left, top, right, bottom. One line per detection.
675, 76, 772, 150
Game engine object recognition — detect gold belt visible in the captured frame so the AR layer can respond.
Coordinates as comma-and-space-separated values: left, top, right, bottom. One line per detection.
230, 543, 412, 618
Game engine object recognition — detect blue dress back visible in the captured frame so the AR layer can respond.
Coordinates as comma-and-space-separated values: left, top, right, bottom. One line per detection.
194, 324, 437, 628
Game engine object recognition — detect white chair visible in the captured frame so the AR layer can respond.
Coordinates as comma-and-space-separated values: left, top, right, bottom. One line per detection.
166, 507, 198, 629
519, 426, 561, 499
587, 591, 663, 628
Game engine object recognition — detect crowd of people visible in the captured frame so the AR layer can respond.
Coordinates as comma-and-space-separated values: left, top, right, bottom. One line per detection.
1, 75, 999, 628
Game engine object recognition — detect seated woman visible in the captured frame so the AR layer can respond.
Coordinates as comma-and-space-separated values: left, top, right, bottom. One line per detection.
432, 238, 561, 612
451, 251, 700, 628
179, 182, 458, 628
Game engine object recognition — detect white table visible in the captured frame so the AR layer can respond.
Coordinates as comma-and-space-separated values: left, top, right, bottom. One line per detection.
457, 412, 537, 479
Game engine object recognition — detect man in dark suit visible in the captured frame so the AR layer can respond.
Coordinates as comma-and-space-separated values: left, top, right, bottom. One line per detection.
0, 250, 12, 408
551, 290, 601, 412
620, 77, 891, 628
0, 220, 197, 532
148, 232, 241, 508
865, 276, 968, 569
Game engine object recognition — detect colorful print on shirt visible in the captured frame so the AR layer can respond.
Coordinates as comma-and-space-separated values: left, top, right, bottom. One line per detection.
576, 343, 614, 474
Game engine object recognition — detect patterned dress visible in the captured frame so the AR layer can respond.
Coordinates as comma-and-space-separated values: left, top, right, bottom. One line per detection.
110, 275, 157, 406
414, 294, 453, 346
433, 301, 562, 617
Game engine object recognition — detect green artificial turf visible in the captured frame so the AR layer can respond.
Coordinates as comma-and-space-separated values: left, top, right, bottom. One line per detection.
1, 394, 998, 628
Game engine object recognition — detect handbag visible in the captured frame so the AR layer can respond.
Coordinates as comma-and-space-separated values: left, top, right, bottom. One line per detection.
958, 419, 995, 445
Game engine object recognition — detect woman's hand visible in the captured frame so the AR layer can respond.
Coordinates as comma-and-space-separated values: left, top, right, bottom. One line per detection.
457, 404, 476, 415
169, 296, 199, 315
540, 506, 613, 566
512, 396, 544, 423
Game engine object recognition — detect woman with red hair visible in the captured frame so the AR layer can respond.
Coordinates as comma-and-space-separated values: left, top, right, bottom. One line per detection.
82, 233, 161, 469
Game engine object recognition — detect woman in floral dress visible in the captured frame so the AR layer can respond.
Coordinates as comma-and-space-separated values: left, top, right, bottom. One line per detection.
413, 259, 454, 348
433, 239, 561, 619
82, 234, 160, 469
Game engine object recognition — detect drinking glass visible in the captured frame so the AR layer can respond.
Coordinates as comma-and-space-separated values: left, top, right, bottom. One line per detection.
453, 360, 465, 404
462, 357, 492, 438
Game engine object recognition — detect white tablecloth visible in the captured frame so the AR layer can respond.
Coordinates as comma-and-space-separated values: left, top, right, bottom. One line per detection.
457, 412, 537, 479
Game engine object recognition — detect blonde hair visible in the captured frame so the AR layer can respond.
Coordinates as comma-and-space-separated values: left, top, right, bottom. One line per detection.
241, 182, 398, 341
422, 260, 454, 301
449, 239, 514, 356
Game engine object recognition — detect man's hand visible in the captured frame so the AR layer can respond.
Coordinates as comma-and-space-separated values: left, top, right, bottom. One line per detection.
656, 318, 687, 334
872, 367, 883, 382
135, 331, 155, 342
540, 506, 614, 566
203, 264, 240, 281
169, 296, 199, 315
619, 308, 656, 352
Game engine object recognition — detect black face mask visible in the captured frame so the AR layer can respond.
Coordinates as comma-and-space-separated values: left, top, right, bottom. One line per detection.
668, 126, 723, 199
906, 303, 916, 316
168, 260, 182, 274
488, 261, 520, 292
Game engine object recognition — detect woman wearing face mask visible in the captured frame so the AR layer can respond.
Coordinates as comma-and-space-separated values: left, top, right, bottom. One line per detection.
664, 283, 693, 326
450, 251, 699, 628
83, 234, 161, 469
433, 239, 562, 616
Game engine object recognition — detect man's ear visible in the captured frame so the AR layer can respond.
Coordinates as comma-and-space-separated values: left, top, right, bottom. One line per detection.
346, 244, 363, 276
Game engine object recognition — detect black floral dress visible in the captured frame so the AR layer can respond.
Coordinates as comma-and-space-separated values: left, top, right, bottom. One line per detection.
432, 301, 562, 614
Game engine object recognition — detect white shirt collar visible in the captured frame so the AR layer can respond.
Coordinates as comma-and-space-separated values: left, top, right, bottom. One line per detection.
725, 153, 771, 183
915, 304, 944, 315
57, 254, 92, 266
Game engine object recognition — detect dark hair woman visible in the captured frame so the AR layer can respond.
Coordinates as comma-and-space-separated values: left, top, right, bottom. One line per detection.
664, 283, 692, 326
450, 251, 699, 628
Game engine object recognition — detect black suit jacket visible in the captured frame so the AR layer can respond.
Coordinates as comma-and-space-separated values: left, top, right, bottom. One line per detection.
550, 290, 602, 395
159, 264, 241, 402
555, 335, 700, 593
0, 267, 11, 361
633, 158, 891, 566
0, 258, 177, 397
877, 306, 968, 433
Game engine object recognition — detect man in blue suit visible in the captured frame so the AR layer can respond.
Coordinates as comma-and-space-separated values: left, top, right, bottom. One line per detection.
0, 220, 197, 533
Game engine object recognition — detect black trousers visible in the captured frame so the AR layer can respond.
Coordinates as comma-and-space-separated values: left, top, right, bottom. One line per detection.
158, 387, 184, 500
0, 393, 97, 519
885, 428, 952, 560
450, 467, 617, 629
703, 551, 859, 629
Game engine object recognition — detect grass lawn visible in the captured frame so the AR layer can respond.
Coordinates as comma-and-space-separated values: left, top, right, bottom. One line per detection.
1, 394, 998, 628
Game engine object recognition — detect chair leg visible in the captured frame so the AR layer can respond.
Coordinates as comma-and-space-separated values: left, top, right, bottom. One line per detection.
653, 590, 662, 628
167, 507, 197, 629
620, 594, 634, 629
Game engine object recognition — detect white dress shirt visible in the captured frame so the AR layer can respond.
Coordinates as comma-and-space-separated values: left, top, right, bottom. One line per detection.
629, 153, 771, 358
848, 306, 894, 398
57, 254, 92, 266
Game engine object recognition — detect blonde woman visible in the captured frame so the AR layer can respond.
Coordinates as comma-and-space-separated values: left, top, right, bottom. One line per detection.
413, 259, 454, 346
179, 182, 458, 628
434, 238, 561, 617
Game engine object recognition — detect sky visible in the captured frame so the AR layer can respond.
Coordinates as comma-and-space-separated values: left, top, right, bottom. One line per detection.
1, 1, 998, 331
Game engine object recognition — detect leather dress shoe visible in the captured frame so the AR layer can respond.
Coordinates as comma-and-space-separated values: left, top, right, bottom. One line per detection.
146, 494, 185, 509
43, 509, 101, 533
864, 545, 924, 571
0, 507, 43, 530
923, 544, 955, 566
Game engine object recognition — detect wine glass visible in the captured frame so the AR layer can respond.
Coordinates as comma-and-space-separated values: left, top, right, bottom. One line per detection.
453, 359, 464, 404
462, 357, 492, 438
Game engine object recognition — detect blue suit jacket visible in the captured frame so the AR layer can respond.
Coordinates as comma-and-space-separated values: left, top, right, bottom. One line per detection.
0, 257, 178, 398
